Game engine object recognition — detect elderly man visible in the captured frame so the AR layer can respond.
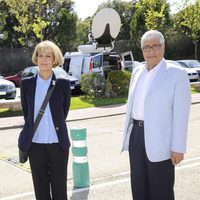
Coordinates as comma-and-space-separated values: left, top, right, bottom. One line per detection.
122, 30, 191, 200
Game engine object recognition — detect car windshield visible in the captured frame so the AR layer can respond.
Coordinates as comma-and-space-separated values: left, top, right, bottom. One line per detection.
22, 66, 70, 79
167, 60, 184, 68
178, 60, 200, 68
185, 60, 200, 68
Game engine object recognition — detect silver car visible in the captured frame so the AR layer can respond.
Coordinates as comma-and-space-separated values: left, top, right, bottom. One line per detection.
0, 77, 16, 99
166, 60, 199, 82
177, 60, 200, 78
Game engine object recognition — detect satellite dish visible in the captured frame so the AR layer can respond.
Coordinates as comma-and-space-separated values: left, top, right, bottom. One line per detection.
91, 8, 121, 47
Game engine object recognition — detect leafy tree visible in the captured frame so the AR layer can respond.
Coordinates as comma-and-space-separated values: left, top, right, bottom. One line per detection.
2, 0, 77, 49
5, 0, 48, 46
0, 0, 22, 47
130, 0, 171, 48
174, 0, 200, 59
75, 18, 92, 47
0, 12, 7, 41
53, 5, 78, 52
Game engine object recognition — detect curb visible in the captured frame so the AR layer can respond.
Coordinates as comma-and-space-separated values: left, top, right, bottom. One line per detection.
0, 101, 199, 131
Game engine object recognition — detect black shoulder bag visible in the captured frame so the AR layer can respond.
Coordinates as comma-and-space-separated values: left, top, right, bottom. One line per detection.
19, 82, 56, 163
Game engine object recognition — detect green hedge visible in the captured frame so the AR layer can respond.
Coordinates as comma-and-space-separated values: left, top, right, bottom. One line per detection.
81, 70, 131, 98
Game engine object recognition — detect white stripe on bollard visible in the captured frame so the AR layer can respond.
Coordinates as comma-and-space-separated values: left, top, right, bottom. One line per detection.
73, 156, 88, 163
72, 140, 86, 148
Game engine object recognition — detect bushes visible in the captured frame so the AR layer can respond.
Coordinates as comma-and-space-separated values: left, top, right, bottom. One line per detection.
81, 73, 106, 98
107, 70, 131, 97
81, 70, 131, 98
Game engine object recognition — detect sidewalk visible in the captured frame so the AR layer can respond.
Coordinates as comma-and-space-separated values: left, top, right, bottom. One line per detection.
0, 93, 200, 130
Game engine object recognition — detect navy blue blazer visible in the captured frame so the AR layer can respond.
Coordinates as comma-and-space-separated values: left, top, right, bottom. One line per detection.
18, 72, 71, 152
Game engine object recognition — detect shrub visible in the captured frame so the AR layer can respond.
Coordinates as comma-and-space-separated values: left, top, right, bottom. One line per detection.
80, 73, 106, 98
107, 70, 131, 97
81, 70, 131, 98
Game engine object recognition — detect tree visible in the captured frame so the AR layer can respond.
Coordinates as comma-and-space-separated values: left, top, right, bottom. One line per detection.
130, 0, 171, 48
2, 0, 77, 49
75, 18, 92, 47
53, 5, 78, 52
5, 0, 48, 46
0, 12, 7, 41
174, 0, 200, 59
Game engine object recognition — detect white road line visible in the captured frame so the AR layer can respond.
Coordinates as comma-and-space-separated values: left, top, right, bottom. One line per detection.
176, 162, 200, 170
0, 192, 34, 200
1, 159, 200, 200
181, 156, 200, 163
69, 178, 130, 195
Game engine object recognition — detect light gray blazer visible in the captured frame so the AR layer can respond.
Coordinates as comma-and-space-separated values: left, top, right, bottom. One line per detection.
122, 59, 191, 162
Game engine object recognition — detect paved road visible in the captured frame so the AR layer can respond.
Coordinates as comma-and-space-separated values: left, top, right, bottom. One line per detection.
0, 104, 200, 199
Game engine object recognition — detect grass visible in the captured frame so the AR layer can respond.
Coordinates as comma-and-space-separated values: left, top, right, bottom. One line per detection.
0, 108, 23, 118
0, 86, 198, 118
190, 86, 199, 94
71, 96, 127, 110
0, 96, 127, 118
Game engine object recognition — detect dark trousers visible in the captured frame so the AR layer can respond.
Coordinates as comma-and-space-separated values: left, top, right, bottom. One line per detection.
129, 125, 175, 200
29, 143, 69, 200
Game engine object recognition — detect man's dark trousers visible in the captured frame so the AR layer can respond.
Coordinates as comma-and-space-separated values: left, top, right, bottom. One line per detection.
129, 123, 175, 200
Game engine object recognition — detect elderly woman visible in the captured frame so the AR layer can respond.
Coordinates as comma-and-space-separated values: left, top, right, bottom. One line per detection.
18, 40, 71, 200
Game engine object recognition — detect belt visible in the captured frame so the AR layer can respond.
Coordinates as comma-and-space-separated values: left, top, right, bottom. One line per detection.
133, 119, 144, 127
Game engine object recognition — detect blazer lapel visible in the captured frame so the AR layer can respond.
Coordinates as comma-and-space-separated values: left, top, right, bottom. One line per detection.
49, 72, 57, 112
129, 66, 145, 97
126, 66, 145, 117
48, 72, 56, 91
30, 75, 37, 124
146, 60, 168, 96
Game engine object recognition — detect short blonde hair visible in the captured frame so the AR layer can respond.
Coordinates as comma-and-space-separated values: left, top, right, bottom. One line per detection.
32, 40, 63, 67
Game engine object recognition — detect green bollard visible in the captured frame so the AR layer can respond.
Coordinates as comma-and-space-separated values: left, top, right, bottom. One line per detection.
70, 126, 90, 187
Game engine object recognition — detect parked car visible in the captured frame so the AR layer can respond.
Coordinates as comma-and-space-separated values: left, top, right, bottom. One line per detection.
21, 66, 79, 90
4, 71, 22, 87
0, 77, 16, 99
176, 60, 200, 77
166, 60, 199, 82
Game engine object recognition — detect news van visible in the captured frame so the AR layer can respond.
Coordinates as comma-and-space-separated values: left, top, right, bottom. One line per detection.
62, 8, 134, 88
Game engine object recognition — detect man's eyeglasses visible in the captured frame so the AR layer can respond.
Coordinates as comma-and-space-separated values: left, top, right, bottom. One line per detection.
142, 44, 162, 52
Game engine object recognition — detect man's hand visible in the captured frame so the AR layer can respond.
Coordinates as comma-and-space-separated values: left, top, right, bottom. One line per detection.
171, 151, 184, 165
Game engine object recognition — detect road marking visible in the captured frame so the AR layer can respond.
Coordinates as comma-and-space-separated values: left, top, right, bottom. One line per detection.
1, 158, 200, 200
0, 192, 34, 200
176, 162, 200, 170
181, 156, 200, 163
0, 152, 31, 173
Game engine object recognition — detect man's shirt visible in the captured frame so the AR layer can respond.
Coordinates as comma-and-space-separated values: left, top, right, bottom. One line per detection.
131, 59, 164, 120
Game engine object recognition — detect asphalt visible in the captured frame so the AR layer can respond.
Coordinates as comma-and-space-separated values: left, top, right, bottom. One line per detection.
0, 93, 200, 130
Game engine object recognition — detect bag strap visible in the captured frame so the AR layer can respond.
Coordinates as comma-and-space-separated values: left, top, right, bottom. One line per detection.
33, 81, 56, 133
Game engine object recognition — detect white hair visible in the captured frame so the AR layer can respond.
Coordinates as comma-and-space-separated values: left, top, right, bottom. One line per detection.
141, 30, 165, 48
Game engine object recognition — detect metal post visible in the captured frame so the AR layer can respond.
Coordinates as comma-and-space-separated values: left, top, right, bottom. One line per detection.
70, 126, 90, 187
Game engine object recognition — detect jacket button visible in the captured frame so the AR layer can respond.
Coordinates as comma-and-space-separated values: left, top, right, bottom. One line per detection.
55, 127, 59, 131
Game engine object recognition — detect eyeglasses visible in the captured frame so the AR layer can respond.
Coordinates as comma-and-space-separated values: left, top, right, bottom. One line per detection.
142, 44, 162, 52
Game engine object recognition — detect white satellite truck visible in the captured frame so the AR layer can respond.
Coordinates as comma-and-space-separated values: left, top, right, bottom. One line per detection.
62, 8, 134, 89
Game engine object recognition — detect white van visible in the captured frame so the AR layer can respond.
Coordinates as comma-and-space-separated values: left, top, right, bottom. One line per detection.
62, 51, 127, 88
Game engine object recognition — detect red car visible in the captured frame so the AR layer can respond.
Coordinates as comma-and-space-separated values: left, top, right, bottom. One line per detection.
4, 71, 22, 87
